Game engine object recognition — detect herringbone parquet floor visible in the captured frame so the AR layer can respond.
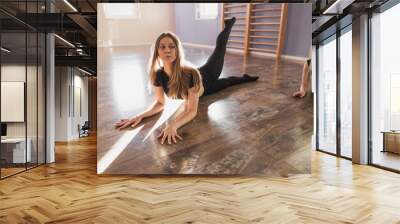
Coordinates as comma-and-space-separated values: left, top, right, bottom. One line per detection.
1, 135, 400, 223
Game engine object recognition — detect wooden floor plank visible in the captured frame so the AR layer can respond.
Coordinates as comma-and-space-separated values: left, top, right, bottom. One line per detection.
97, 45, 313, 175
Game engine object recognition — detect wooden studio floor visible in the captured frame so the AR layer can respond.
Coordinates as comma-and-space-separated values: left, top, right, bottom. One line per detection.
97, 45, 313, 175
0, 135, 399, 223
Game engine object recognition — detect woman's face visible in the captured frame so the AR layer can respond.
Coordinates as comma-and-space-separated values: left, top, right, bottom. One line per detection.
158, 36, 177, 65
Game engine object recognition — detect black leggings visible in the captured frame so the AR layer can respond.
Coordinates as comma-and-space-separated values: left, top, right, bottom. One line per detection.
197, 19, 253, 95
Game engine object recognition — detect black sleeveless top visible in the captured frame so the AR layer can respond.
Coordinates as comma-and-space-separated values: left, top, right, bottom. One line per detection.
153, 68, 195, 98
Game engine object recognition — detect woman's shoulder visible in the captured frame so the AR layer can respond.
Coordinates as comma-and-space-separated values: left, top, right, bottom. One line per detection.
155, 67, 164, 74
155, 68, 168, 78
153, 68, 168, 86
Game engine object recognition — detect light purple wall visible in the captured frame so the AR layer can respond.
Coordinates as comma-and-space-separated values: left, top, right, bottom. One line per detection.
174, 3, 221, 46
283, 4, 312, 58
174, 3, 311, 58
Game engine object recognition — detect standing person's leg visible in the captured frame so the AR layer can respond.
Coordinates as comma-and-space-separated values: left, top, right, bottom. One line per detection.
198, 17, 236, 82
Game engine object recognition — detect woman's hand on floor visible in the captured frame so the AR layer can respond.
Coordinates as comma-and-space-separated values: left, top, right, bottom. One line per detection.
115, 116, 143, 130
157, 124, 183, 144
292, 90, 307, 98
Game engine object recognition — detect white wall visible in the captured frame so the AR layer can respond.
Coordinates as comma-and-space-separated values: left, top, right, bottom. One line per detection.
72, 74, 89, 138
75, 75, 89, 124
54, 67, 89, 141
1, 65, 36, 138
55, 67, 69, 141
98, 3, 176, 47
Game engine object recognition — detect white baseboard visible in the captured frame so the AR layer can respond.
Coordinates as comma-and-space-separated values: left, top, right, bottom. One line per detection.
182, 42, 307, 64
249, 51, 276, 58
280, 55, 308, 63
99, 42, 309, 64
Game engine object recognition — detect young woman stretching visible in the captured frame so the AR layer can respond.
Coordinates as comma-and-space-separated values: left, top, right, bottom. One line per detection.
115, 17, 258, 144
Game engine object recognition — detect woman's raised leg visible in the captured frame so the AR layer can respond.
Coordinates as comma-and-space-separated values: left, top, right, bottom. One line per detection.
198, 17, 236, 82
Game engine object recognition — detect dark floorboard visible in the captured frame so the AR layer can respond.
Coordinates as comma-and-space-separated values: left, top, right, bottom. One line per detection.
97, 45, 313, 175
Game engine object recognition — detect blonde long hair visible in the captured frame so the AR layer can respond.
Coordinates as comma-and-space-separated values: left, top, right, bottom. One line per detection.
149, 32, 202, 99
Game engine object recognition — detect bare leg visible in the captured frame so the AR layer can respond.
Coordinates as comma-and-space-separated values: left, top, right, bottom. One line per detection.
293, 59, 311, 98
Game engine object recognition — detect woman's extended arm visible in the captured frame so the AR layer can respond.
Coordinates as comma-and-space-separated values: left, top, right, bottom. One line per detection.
116, 86, 165, 129
158, 87, 199, 144
170, 88, 199, 129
